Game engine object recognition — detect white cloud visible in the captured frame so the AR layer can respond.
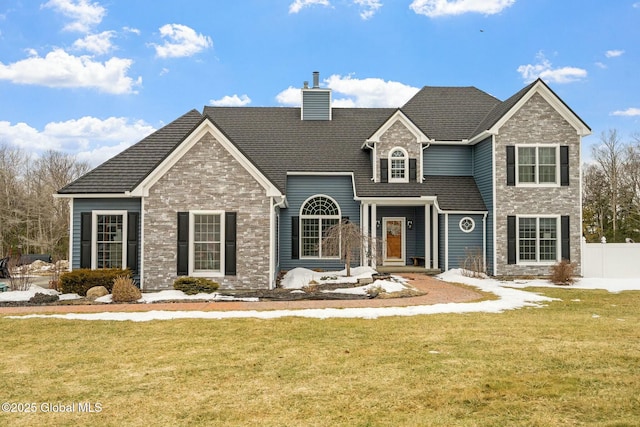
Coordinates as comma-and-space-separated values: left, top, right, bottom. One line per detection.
325, 74, 419, 107
634, 2, 640, 8
0, 116, 155, 165
595, 62, 607, 69
517, 53, 587, 84
354, 0, 383, 19
0, 48, 141, 94
122, 26, 141, 35
605, 49, 624, 58
410, 0, 515, 17
289, 0, 331, 14
275, 86, 300, 105
210, 94, 252, 107
152, 24, 212, 58
42, 0, 105, 33
611, 108, 640, 117
72, 30, 115, 55
276, 74, 419, 107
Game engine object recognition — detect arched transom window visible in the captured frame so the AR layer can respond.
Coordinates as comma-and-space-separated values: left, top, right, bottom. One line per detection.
300, 195, 340, 258
389, 148, 408, 182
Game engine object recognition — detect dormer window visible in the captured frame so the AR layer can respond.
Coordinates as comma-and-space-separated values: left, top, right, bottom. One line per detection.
389, 148, 408, 183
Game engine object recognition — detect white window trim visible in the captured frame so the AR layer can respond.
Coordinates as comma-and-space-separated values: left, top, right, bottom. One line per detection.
516, 215, 560, 265
459, 217, 475, 233
91, 210, 127, 270
189, 210, 225, 277
299, 195, 342, 260
388, 147, 409, 183
515, 144, 560, 187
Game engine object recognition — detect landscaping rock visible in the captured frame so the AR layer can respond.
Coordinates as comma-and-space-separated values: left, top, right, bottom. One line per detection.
86, 286, 109, 300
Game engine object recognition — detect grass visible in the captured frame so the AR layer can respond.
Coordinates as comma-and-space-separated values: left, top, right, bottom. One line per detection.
1, 287, 639, 426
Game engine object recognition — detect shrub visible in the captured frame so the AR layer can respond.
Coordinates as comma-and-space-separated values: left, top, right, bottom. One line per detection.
173, 277, 219, 295
550, 259, 578, 285
112, 276, 142, 303
59, 269, 132, 296
461, 247, 486, 278
29, 293, 59, 304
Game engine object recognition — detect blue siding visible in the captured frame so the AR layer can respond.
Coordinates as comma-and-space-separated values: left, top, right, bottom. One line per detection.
280, 176, 359, 270
446, 214, 484, 270
424, 145, 473, 176
72, 198, 141, 276
472, 137, 494, 274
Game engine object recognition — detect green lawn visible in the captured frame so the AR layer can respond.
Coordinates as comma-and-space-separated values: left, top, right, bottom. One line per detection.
1, 287, 639, 426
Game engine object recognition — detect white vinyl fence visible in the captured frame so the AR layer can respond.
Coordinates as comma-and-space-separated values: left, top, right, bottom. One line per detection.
582, 240, 640, 278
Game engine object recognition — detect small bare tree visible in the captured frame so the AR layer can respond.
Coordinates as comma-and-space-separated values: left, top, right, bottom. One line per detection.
322, 219, 374, 277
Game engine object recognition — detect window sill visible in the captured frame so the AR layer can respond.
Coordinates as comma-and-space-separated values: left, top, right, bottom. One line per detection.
190, 270, 224, 277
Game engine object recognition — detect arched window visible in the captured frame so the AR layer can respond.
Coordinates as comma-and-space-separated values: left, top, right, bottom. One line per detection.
389, 148, 408, 182
300, 195, 340, 258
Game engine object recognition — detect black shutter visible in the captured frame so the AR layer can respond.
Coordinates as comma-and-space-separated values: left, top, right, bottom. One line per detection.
380, 159, 388, 183
80, 212, 92, 268
127, 212, 139, 274
507, 216, 516, 264
225, 212, 237, 276
560, 146, 569, 186
561, 216, 570, 261
291, 216, 299, 259
409, 158, 417, 181
506, 146, 515, 186
177, 212, 189, 276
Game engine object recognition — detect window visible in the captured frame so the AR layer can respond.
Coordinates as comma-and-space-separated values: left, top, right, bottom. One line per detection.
389, 148, 408, 183
300, 195, 340, 258
92, 211, 127, 269
190, 212, 223, 274
518, 217, 558, 263
517, 145, 558, 185
459, 217, 475, 233
193, 213, 221, 272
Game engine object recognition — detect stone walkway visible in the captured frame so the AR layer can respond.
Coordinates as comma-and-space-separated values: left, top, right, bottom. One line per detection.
0, 274, 483, 315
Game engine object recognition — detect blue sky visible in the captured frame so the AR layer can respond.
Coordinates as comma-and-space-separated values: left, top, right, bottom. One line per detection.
1, 0, 639, 166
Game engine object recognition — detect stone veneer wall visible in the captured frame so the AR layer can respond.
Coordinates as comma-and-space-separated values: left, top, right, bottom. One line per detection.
494, 92, 582, 276
376, 121, 422, 182
143, 133, 272, 290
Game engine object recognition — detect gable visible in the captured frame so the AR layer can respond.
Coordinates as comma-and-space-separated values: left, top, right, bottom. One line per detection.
489, 79, 590, 137
130, 119, 282, 198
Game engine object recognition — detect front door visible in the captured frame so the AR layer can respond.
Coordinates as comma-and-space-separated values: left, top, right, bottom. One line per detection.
383, 217, 405, 265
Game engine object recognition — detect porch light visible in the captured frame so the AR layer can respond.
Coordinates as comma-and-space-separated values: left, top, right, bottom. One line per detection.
407, 220, 414, 230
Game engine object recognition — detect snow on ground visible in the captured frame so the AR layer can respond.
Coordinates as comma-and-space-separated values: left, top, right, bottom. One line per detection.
280, 266, 377, 289
3, 269, 640, 322
95, 291, 259, 304
0, 285, 77, 302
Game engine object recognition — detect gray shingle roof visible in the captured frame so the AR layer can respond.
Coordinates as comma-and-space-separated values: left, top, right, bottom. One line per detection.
58, 109, 204, 194
61, 81, 583, 212
400, 86, 501, 140
203, 106, 395, 193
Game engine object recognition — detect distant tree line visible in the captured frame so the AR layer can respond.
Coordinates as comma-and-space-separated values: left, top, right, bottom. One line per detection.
583, 129, 640, 243
0, 144, 89, 259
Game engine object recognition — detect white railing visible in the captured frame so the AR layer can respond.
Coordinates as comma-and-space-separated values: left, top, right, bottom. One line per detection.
582, 237, 640, 278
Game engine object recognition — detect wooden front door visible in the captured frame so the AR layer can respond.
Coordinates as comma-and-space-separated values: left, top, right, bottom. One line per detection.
384, 218, 405, 264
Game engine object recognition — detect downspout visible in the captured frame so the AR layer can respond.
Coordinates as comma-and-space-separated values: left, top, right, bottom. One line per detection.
67, 198, 73, 272
270, 196, 287, 289
482, 212, 487, 274
421, 142, 431, 184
